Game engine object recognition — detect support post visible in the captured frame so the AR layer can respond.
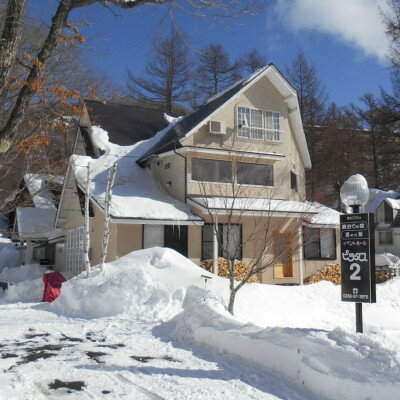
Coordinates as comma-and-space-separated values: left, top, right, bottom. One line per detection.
350, 204, 363, 334
25, 240, 32, 264
213, 214, 218, 276
298, 224, 304, 285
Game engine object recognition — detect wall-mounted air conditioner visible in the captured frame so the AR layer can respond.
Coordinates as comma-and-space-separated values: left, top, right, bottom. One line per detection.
208, 120, 226, 135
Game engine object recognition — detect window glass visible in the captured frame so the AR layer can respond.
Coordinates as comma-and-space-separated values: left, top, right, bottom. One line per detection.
192, 159, 232, 183
201, 224, 241, 260
304, 228, 336, 260
222, 224, 242, 260
379, 230, 393, 245
291, 171, 297, 191
320, 229, 335, 258
237, 107, 250, 138
236, 162, 273, 186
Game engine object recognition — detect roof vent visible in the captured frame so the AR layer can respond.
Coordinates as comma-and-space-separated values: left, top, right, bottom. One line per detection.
208, 120, 226, 135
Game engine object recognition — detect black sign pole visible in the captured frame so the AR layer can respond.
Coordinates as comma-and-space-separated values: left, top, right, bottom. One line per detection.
351, 205, 363, 333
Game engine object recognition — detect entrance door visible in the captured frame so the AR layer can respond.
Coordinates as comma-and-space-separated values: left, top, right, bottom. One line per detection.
273, 232, 293, 278
66, 227, 84, 274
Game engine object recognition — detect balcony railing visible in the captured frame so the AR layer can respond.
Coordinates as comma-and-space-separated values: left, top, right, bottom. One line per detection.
237, 127, 281, 142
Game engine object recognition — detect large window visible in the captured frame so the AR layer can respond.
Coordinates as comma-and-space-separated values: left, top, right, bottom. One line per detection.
379, 230, 393, 245
304, 228, 336, 260
192, 158, 232, 183
237, 107, 281, 141
236, 162, 274, 186
202, 223, 242, 260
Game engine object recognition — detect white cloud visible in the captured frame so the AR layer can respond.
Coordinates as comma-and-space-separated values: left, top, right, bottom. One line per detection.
275, 0, 388, 61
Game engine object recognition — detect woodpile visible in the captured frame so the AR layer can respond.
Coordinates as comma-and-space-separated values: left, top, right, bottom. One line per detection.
305, 264, 341, 285
201, 258, 260, 283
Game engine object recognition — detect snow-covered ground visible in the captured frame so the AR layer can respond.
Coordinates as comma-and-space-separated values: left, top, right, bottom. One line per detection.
0, 248, 399, 399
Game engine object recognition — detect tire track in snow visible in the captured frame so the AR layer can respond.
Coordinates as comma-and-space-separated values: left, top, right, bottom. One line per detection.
114, 372, 166, 400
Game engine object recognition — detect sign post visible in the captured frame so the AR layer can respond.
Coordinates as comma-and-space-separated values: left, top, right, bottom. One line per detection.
340, 212, 376, 333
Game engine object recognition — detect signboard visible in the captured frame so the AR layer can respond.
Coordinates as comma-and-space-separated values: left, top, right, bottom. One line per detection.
340, 213, 376, 303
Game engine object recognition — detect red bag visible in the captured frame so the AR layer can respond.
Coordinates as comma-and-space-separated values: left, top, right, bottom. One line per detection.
42, 272, 66, 302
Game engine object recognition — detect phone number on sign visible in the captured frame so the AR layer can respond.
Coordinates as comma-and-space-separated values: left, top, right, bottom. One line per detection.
343, 294, 369, 300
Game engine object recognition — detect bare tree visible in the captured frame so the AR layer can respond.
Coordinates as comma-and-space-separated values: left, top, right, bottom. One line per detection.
127, 28, 191, 114
99, 162, 118, 270
83, 162, 91, 276
0, 0, 260, 148
194, 43, 240, 102
239, 49, 266, 75
191, 146, 311, 315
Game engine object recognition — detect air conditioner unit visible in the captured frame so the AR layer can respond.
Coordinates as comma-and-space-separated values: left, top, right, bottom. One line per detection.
208, 120, 226, 135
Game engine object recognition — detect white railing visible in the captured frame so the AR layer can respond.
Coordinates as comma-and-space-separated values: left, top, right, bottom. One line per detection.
237, 127, 281, 142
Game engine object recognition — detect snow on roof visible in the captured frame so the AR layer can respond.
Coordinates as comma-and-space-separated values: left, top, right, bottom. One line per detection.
188, 196, 340, 225
71, 127, 201, 222
386, 198, 400, 210
16, 207, 57, 240
304, 203, 341, 227
24, 174, 64, 209
364, 188, 400, 213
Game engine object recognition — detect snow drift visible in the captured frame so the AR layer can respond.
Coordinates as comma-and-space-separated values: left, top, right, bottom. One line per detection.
45, 247, 400, 399
0, 234, 19, 272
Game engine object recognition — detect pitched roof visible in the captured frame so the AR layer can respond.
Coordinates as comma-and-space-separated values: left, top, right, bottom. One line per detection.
137, 67, 271, 163
137, 64, 312, 168
84, 99, 169, 146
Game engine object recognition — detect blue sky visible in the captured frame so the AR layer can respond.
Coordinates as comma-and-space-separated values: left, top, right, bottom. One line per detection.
30, 0, 392, 107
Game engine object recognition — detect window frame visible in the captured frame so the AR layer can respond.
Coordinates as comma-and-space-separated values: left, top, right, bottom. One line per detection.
379, 230, 393, 245
236, 106, 282, 142
303, 227, 337, 260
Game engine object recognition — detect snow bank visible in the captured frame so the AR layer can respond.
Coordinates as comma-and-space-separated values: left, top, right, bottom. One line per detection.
0, 264, 49, 303
48, 247, 216, 319
174, 295, 400, 400
44, 248, 400, 398
0, 234, 19, 272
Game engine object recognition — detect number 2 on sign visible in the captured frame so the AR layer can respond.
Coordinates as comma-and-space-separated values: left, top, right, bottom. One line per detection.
350, 263, 361, 280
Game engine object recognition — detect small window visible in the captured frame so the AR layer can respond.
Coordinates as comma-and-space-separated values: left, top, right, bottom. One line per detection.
236, 162, 274, 186
165, 162, 171, 170
304, 228, 336, 260
291, 171, 297, 192
192, 158, 232, 183
379, 230, 393, 245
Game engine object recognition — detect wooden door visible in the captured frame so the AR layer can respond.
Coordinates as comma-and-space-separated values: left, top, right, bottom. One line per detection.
273, 232, 293, 278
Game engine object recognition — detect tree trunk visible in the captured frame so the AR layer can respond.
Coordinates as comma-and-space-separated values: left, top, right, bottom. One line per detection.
84, 162, 91, 276
99, 162, 117, 270
0, 0, 28, 98
0, 0, 73, 143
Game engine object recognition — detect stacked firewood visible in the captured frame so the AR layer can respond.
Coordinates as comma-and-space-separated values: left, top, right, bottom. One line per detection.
201, 258, 260, 283
305, 264, 341, 285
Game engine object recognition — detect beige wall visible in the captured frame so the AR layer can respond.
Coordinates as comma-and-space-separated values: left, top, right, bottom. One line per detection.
181, 75, 306, 201
149, 153, 186, 202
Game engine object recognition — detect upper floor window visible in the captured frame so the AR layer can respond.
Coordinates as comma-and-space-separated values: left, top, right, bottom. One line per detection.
192, 158, 232, 183
237, 162, 273, 186
237, 107, 281, 142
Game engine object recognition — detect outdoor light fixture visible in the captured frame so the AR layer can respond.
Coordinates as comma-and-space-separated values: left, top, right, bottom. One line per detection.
340, 174, 370, 212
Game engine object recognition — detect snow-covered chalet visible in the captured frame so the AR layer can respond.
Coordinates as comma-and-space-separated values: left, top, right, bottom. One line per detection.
53, 65, 341, 283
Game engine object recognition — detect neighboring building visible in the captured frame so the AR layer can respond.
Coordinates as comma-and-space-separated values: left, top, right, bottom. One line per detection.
55, 66, 341, 284
8, 174, 64, 266
365, 189, 400, 258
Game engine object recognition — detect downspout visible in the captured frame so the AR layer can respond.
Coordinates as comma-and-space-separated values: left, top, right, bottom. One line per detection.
173, 142, 187, 203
